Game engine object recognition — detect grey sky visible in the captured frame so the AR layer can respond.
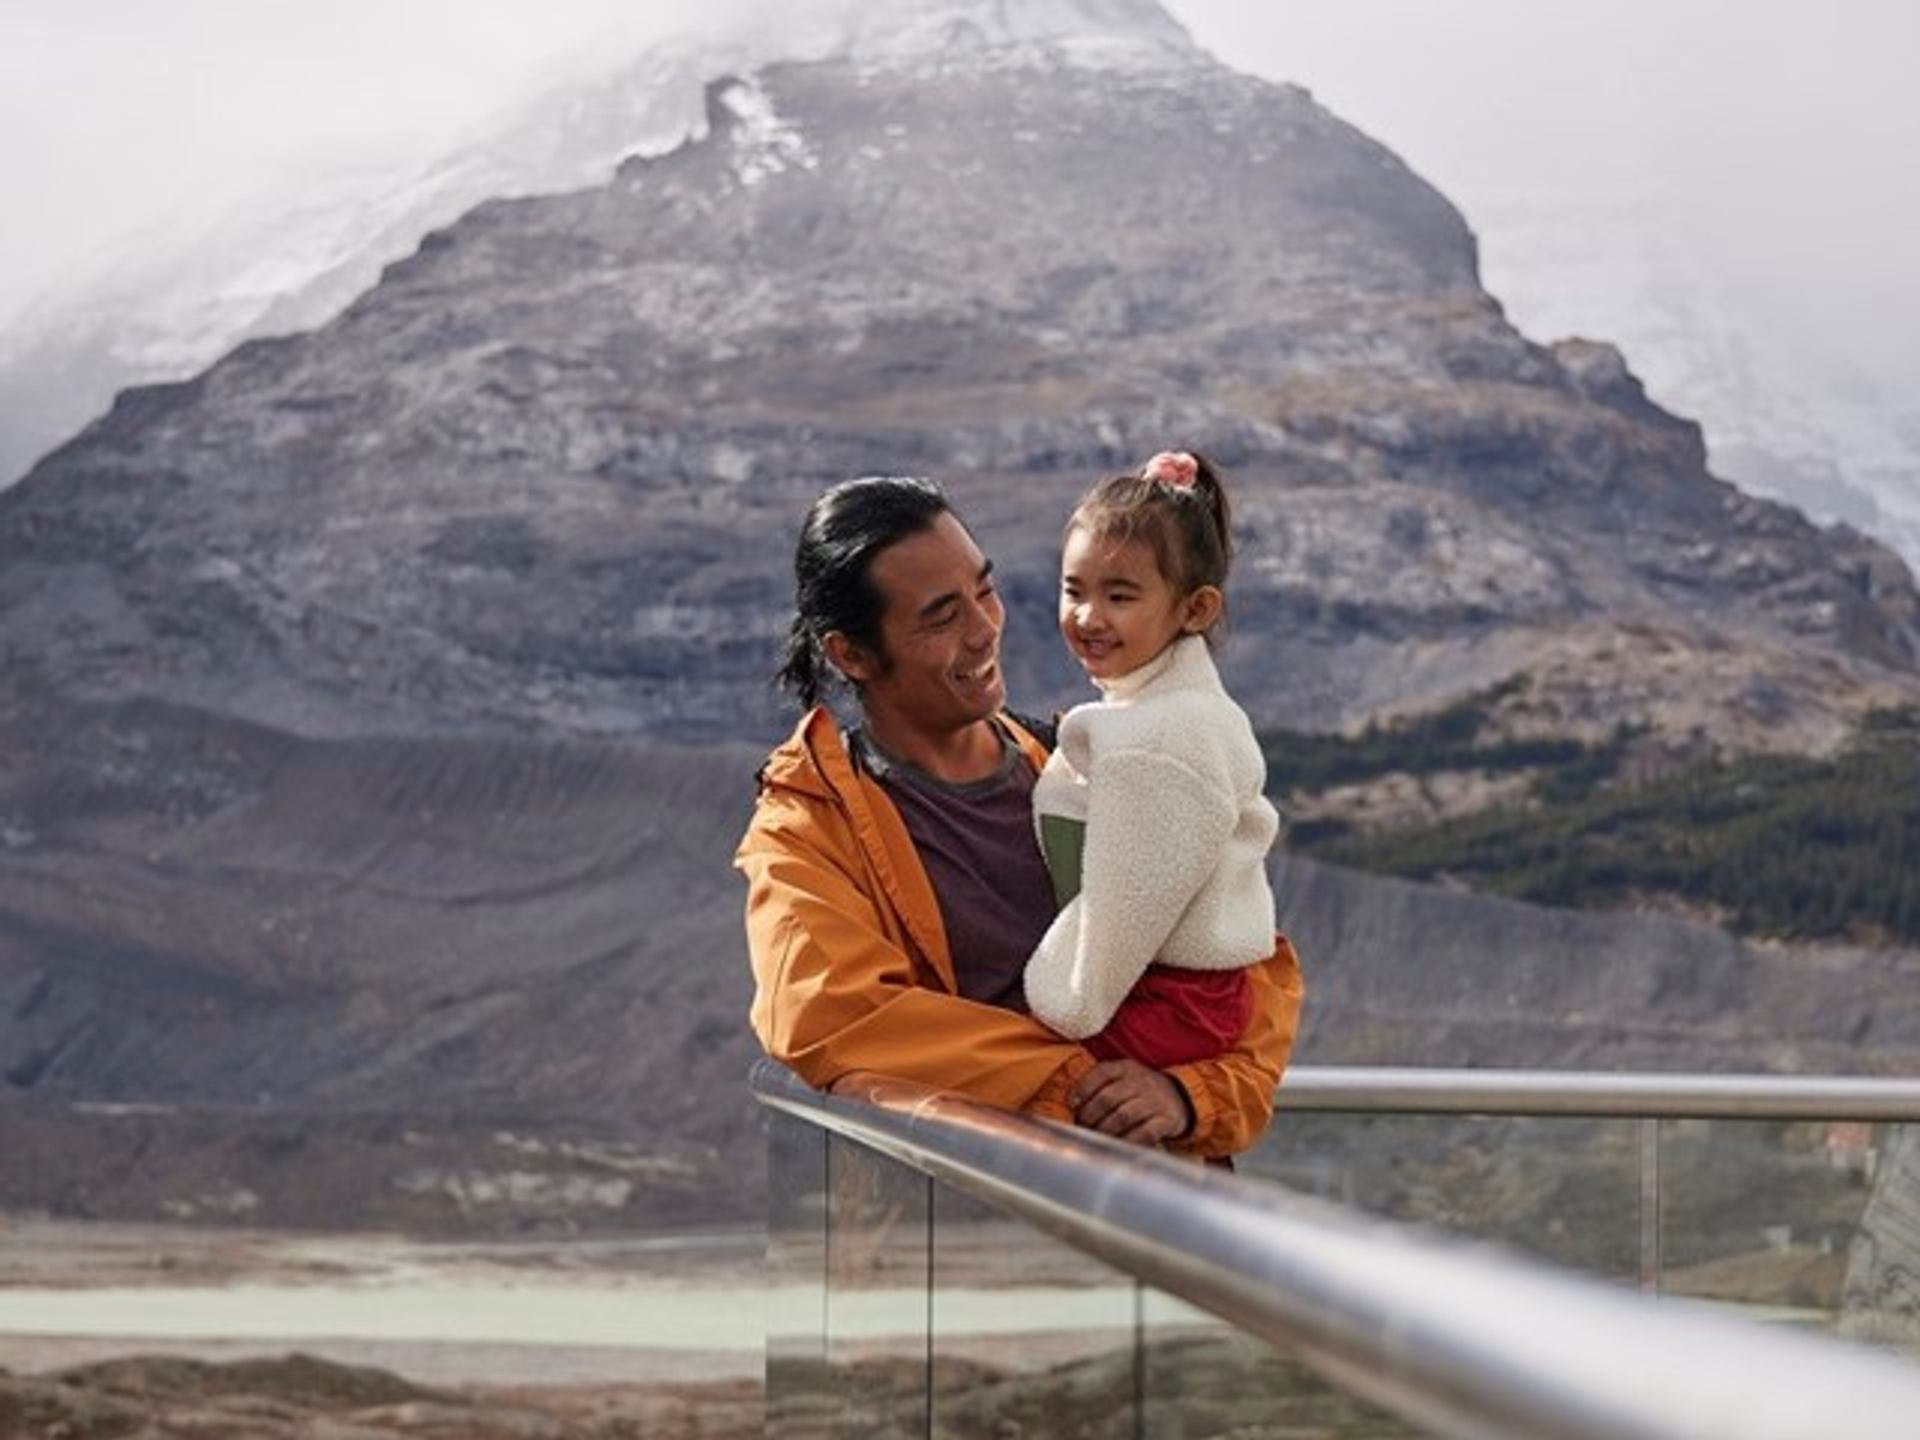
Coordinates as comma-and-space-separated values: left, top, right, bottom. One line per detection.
3, 0, 1916, 375
0, 0, 682, 318
1175, 0, 1920, 378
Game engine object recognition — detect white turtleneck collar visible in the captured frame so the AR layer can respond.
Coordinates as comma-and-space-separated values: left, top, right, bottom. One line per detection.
1092, 632, 1217, 703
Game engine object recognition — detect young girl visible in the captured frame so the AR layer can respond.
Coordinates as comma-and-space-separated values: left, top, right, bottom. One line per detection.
1024, 450, 1280, 1068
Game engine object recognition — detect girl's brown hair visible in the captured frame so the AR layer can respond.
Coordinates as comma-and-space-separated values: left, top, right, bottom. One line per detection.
1066, 450, 1233, 638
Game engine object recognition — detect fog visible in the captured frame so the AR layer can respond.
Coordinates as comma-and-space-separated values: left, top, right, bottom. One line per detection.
7, 0, 1915, 364
1176, 0, 1920, 387
0, 0, 686, 323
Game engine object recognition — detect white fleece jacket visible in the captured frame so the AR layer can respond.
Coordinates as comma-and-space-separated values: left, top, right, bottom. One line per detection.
1023, 635, 1279, 1040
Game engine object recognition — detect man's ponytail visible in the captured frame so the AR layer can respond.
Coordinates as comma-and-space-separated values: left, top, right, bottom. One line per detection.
777, 614, 822, 711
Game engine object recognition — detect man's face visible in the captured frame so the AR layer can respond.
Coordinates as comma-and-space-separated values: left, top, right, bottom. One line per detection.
848, 511, 1006, 737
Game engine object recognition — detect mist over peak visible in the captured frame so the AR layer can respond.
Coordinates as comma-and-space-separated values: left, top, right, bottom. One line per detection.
668, 0, 1198, 66
0, 0, 1208, 491
816, 0, 1197, 62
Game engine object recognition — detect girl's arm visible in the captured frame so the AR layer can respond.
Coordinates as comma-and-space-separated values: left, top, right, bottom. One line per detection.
1024, 745, 1238, 1038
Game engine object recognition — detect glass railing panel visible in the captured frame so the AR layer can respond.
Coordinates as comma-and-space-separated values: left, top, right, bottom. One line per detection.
822, 1134, 931, 1438
1839, 1122, 1920, 1361
1247, 1111, 1644, 1284
1656, 1116, 1910, 1344
767, 1108, 830, 1440
1139, 1287, 1431, 1439
929, 1183, 1139, 1440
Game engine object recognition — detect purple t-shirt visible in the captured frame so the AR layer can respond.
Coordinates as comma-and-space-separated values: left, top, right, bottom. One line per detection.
851, 723, 1058, 1012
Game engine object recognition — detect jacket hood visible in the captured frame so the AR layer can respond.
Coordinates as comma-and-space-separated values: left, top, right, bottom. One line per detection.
757, 706, 1052, 802
755, 707, 849, 803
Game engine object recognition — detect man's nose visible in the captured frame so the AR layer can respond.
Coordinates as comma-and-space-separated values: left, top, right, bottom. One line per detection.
964, 595, 1000, 644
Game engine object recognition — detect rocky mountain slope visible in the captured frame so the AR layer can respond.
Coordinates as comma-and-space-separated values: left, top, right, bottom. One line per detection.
5, 714, 1917, 1233
0, 704, 767, 1227
3, 1, 1918, 1228
7, 43, 1916, 746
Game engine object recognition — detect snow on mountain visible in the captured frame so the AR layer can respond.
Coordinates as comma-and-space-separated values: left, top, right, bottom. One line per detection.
716, 75, 821, 187
0, 0, 1199, 488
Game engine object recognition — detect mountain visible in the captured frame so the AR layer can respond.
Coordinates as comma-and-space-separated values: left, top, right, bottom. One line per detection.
3, 0, 1918, 1230
10, 39, 1918, 746
14, 8, 1920, 596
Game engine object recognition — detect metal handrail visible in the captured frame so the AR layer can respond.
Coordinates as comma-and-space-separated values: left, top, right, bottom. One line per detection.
752, 1058, 1920, 1440
1278, 1065, 1920, 1119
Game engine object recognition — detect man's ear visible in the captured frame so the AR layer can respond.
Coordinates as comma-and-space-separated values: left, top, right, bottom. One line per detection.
1181, 585, 1224, 634
822, 630, 879, 684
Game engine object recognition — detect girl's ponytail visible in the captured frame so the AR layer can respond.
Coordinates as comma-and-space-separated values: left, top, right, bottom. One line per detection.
1137, 448, 1234, 588
1183, 453, 1234, 575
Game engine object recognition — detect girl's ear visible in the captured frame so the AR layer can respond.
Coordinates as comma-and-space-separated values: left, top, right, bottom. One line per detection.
1180, 585, 1224, 635
822, 630, 878, 684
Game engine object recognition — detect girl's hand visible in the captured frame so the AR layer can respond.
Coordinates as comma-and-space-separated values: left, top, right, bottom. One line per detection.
1069, 1059, 1192, 1146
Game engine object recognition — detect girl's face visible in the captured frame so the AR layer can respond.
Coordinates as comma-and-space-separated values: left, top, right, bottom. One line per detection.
1058, 526, 1217, 681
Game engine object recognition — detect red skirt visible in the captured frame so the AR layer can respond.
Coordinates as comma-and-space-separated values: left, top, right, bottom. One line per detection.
1086, 964, 1254, 1069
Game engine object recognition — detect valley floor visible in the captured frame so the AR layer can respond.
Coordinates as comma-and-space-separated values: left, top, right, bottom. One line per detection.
0, 1217, 767, 1438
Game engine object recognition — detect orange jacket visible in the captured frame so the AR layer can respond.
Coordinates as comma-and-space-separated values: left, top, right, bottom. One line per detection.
736, 706, 1304, 1158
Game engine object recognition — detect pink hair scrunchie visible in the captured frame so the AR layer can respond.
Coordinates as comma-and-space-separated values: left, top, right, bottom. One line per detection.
1143, 450, 1199, 489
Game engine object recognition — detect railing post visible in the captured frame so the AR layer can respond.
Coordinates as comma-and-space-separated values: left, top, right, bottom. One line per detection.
1132, 1279, 1146, 1440
766, 1111, 832, 1440
923, 1172, 934, 1440
1638, 1116, 1662, 1294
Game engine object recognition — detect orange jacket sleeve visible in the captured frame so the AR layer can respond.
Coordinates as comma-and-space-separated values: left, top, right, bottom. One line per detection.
740, 786, 1095, 1120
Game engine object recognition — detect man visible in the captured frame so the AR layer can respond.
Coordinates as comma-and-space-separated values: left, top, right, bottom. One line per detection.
738, 476, 1301, 1155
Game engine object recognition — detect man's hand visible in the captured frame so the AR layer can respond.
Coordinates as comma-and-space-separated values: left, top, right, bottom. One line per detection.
1068, 1059, 1192, 1146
